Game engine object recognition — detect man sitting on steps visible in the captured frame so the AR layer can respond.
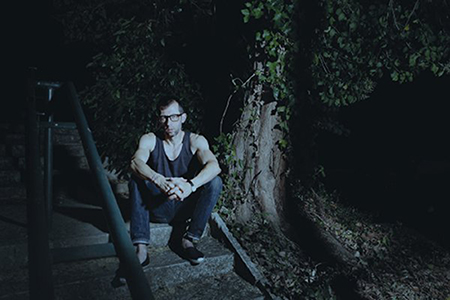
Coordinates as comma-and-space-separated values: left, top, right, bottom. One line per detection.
129, 97, 222, 266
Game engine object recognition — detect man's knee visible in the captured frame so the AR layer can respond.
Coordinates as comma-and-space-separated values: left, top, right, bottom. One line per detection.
204, 176, 223, 193
128, 177, 137, 188
129, 177, 139, 191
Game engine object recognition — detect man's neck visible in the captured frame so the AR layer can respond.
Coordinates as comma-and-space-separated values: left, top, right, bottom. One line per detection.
164, 130, 184, 146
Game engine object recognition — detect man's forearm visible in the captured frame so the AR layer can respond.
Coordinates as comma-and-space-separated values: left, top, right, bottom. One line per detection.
190, 161, 221, 189
130, 158, 163, 183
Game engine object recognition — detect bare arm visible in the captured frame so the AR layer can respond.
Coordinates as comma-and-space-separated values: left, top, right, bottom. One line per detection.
190, 134, 222, 189
130, 133, 176, 194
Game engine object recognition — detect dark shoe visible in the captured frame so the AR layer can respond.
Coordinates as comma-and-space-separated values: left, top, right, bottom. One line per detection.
112, 254, 150, 287
141, 254, 150, 270
183, 246, 205, 265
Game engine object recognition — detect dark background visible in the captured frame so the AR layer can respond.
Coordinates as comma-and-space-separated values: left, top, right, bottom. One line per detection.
319, 73, 450, 249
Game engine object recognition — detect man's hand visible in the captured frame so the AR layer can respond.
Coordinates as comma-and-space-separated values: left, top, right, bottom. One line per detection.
154, 175, 178, 196
167, 177, 193, 201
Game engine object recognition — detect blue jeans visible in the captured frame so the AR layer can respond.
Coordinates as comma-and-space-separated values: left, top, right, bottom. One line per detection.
129, 176, 222, 245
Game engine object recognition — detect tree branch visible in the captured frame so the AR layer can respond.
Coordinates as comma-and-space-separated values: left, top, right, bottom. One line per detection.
219, 73, 256, 134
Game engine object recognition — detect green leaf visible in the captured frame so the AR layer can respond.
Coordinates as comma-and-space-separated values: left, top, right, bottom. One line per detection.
431, 64, 439, 74
409, 54, 418, 67
253, 7, 263, 19
391, 71, 399, 81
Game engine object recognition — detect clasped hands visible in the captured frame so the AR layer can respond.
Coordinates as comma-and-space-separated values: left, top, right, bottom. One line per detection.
156, 176, 192, 201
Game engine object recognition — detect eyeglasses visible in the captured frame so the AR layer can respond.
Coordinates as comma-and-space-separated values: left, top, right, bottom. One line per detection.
159, 113, 183, 123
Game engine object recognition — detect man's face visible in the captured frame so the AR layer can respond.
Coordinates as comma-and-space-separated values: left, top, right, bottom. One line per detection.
159, 102, 186, 138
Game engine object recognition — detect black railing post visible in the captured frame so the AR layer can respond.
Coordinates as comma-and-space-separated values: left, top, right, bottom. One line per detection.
44, 85, 55, 229
66, 82, 154, 300
26, 69, 55, 300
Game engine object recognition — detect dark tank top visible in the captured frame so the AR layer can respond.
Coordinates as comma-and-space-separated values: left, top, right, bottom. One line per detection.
148, 131, 199, 178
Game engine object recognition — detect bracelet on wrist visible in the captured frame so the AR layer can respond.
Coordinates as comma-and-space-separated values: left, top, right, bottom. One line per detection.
187, 179, 197, 192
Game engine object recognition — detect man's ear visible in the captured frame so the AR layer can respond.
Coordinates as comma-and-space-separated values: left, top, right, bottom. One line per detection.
181, 113, 187, 123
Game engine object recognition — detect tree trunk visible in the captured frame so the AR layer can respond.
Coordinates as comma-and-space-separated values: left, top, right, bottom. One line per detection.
229, 65, 287, 226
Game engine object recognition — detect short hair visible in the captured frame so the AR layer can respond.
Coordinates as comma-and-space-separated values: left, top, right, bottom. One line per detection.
157, 96, 184, 114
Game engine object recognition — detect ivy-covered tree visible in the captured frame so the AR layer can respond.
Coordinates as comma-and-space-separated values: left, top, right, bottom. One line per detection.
216, 0, 450, 228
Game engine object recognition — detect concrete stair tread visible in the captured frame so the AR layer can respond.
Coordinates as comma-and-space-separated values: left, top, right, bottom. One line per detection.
3, 131, 82, 146
0, 123, 25, 134
49, 236, 232, 287
0, 199, 110, 271
0, 170, 21, 186
0, 197, 212, 268
7, 144, 86, 158
0, 157, 15, 169
1, 272, 262, 300
0, 184, 27, 201
153, 271, 264, 300
147, 235, 232, 269
0, 200, 109, 248
0, 236, 236, 300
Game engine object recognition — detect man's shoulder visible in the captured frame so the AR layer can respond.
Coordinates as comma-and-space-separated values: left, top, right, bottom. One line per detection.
139, 132, 157, 149
142, 132, 156, 138
189, 132, 204, 142
189, 132, 209, 149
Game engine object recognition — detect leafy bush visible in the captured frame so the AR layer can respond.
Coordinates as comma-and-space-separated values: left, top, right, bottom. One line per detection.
310, 0, 450, 106
81, 18, 203, 176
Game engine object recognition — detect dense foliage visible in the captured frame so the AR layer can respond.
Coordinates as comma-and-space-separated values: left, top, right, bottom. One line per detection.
82, 18, 203, 176
310, 0, 450, 106
229, 0, 450, 178
54, 0, 206, 176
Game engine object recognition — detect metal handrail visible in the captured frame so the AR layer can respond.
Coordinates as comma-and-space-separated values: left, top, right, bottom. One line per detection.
27, 70, 55, 300
66, 82, 154, 299
27, 76, 154, 299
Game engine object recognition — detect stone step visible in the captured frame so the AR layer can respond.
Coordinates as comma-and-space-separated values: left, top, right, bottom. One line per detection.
8, 144, 86, 158
8, 144, 26, 158
16, 155, 88, 170
0, 123, 25, 134
152, 271, 264, 300
17, 157, 42, 170
3, 130, 81, 146
1, 147, 88, 171
0, 198, 209, 269
55, 197, 207, 248
0, 170, 21, 186
0, 200, 110, 270
1, 271, 263, 300
53, 128, 81, 145
0, 157, 15, 169
3, 134, 25, 145
0, 185, 27, 201
0, 237, 237, 300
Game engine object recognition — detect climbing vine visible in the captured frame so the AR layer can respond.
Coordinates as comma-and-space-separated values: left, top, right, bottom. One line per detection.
241, 0, 297, 142
214, 0, 450, 221
310, 0, 450, 106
